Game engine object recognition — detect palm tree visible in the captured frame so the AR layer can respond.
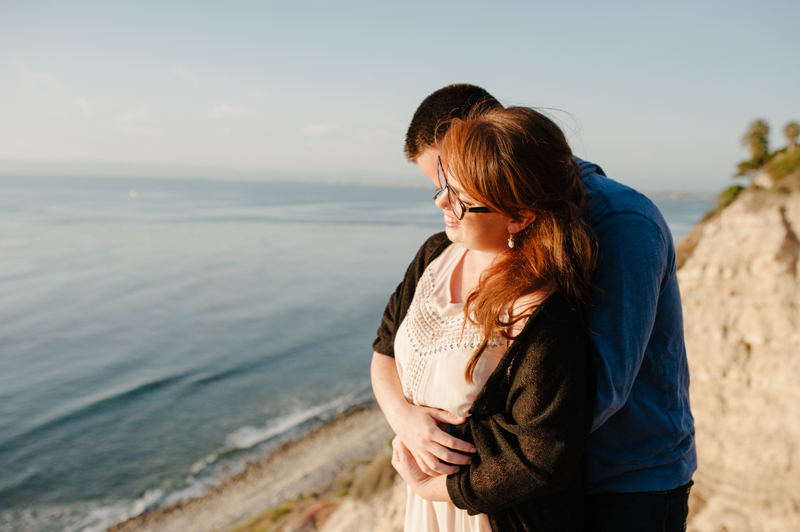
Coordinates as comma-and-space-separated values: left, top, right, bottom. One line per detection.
736, 119, 771, 176
784, 122, 799, 152
742, 119, 770, 158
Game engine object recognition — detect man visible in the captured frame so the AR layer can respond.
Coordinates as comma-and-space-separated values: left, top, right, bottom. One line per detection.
372, 84, 696, 531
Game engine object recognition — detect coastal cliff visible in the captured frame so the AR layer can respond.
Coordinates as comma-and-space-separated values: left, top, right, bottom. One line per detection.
678, 187, 800, 531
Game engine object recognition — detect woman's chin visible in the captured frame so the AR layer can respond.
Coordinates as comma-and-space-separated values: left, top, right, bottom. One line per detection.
444, 226, 460, 241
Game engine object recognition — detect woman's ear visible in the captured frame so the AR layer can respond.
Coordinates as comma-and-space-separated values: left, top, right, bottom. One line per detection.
508, 211, 536, 234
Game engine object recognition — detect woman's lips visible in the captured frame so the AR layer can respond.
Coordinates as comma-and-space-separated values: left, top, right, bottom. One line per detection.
444, 213, 460, 228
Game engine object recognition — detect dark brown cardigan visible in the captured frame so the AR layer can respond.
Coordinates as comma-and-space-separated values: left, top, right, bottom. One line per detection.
373, 232, 595, 532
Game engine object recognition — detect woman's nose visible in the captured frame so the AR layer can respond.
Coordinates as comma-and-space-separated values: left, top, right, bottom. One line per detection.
434, 188, 450, 210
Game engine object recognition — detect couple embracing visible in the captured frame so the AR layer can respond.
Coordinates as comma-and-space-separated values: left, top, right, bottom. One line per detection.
370, 85, 695, 532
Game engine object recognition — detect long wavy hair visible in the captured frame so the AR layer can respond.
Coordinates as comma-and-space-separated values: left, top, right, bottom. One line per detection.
439, 106, 596, 383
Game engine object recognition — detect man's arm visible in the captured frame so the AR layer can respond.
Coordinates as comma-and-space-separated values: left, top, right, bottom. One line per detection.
371, 352, 474, 475
587, 213, 668, 429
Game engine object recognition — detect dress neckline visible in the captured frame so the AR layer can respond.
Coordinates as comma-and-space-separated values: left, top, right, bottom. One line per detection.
432, 244, 468, 319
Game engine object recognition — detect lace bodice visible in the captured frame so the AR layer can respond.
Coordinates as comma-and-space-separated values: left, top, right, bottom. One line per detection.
394, 244, 506, 417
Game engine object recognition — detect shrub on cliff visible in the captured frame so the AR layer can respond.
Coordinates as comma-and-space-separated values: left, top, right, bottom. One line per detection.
702, 185, 744, 221
765, 148, 800, 182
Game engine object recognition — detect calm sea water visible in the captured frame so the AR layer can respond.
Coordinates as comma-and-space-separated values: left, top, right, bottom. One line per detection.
0, 175, 713, 532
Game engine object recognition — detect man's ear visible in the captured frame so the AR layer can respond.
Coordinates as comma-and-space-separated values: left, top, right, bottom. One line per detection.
508, 211, 536, 234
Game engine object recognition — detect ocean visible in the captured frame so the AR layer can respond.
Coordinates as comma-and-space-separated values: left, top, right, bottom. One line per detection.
0, 174, 713, 532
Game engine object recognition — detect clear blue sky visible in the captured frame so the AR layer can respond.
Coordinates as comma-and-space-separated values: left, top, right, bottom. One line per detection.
1, 0, 797, 192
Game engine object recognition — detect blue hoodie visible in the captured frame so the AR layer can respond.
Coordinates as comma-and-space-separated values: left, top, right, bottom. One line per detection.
576, 157, 696, 493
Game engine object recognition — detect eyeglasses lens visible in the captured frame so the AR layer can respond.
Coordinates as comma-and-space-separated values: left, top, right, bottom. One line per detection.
438, 158, 464, 219
449, 189, 464, 219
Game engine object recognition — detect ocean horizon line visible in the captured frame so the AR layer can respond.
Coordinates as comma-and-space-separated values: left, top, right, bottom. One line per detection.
0, 163, 720, 199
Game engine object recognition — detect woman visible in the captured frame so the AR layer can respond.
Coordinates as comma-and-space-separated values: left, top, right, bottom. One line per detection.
371, 106, 596, 531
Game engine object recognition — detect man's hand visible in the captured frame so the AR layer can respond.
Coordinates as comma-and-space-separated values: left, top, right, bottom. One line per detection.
372, 352, 475, 475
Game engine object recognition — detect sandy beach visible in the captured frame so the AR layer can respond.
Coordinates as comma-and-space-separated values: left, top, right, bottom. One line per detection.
107, 407, 394, 532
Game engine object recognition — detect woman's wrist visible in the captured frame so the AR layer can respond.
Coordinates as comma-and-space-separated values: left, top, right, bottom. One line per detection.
416, 474, 451, 502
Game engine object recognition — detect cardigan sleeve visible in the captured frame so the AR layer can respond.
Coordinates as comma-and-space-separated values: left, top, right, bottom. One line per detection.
372, 232, 450, 357
447, 296, 594, 514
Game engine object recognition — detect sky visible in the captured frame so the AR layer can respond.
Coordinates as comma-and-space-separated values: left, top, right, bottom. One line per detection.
1, 0, 798, 192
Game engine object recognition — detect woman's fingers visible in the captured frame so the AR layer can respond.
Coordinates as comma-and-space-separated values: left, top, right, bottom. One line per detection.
394, 438, 431, 484
398, 438, 465, 476
390, 403, 476, 474
396, 439, 416, 468
416, 452, 443, 476
429, 444, 472, 467
419, 449, 461, 475
425, 409, 477, 455
391, 438, 407, 476
427, 408, 467, 426
431, 430, 477, 456
417, 437, 471, 474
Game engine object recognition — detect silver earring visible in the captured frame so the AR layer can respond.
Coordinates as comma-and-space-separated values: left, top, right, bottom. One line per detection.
508, 233, 515, 248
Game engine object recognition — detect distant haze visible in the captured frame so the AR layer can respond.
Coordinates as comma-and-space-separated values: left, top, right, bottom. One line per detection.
1, 1, 798, 193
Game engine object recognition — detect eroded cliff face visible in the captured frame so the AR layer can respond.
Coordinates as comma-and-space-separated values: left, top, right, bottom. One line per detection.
678, 189, 800, 532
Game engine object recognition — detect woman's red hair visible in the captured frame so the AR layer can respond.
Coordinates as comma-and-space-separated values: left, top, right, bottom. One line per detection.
440, 107, 596, 383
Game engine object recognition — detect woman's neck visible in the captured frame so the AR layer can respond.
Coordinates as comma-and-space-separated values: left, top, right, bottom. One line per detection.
450, 248, 501, 304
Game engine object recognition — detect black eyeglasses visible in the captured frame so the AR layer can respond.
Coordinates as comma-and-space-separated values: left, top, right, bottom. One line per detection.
434, 156, 491, 220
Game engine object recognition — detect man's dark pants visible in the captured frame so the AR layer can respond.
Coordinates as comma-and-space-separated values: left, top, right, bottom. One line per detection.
586, 481, 693, 532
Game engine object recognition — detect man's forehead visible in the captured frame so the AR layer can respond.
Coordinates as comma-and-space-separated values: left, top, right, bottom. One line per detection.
415, 145, 441, 186
417, 141, 443, 164
418, 145, 441, 162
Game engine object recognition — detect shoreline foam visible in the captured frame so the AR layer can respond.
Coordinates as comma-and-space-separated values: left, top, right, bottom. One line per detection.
105, 406, 393, 532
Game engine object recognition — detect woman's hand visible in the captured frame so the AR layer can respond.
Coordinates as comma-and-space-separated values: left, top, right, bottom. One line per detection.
392, 437, 451, 502
372, 353, 475, 475
393, 402, 475, 476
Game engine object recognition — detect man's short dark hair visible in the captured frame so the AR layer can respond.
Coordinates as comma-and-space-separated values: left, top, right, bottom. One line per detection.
404, 84, 501, 162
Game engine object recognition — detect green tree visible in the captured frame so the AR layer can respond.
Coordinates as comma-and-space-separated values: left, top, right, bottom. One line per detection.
743, 119, 770, 156
736, 119, 771, 177
784, 121, 799, 152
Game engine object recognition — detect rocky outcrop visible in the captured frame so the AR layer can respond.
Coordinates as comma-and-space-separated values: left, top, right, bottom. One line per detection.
678, 189, 800, 531
320, 468, 405, 532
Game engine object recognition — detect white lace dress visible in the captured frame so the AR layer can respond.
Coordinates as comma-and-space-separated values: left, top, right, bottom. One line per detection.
394, 243, 507, 532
